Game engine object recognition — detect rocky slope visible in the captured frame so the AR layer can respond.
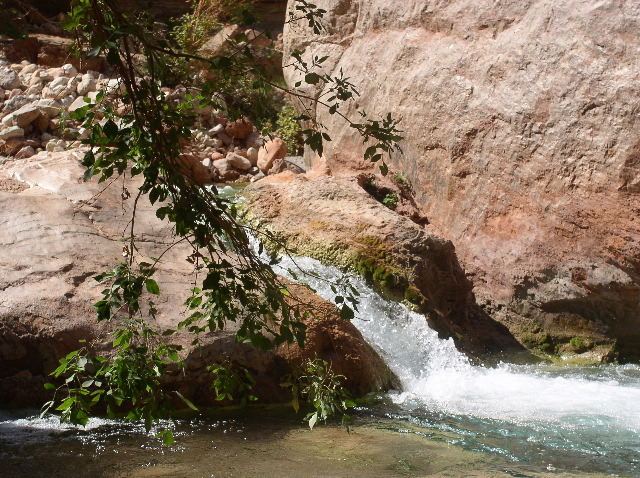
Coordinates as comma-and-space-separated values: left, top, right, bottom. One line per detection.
282, 0, 640, 360
0, 150, 396, 407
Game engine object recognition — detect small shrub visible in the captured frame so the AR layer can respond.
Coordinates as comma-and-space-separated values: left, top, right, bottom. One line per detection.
393, 172, 410, 189
276, 105, 303, 154
382, 192, 398, 209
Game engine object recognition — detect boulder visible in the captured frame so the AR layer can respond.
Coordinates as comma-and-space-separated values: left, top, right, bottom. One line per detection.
246, 146, 259, 165
213, 158, 240, 181
270, 158, 305, 175
225, 117, 253, 139
283, 0, 640, 361
227, 152, 252, 171
0, 68, 21, 90
0, 151, 395, 407
257, 138, 287, 173
0, 126, 24, 141
176, 153, 212, 185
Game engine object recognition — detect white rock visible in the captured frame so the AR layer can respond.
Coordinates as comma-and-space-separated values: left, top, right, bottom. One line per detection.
12, 104, 41, 129
203, 137, 222, 148
202, 158, 212, 168
3, 95, 30, 113
49, 77, 68, 90
28, 75, 43, 87
246, 147, 259, 165
35, 99, 62, 117
0, 68, 21, 90
2, 113, 14, 127
77, 74, 96, 96
61, 64, 78, 78
78, 127, 91, 140
25, 85, 43, 96
208, 124, 224, 135
46, 139, 66, 152
0, 126, 25, 140
104, 78, 126, 96
211, 93, 227, 117
68, 96, 90, 114
59, 95, 75, 108
20, 64, 38, 75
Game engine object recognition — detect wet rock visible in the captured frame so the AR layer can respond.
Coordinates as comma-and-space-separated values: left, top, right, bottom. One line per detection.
243, 175, 526, 359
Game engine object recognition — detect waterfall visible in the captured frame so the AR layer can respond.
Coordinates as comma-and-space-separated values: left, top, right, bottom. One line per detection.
270, 252, 640, 447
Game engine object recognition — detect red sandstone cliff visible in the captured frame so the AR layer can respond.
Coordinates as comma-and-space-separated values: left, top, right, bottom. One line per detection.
282, 0, 640, 360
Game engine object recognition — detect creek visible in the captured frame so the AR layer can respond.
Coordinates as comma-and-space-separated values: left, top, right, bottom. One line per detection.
0, 187, 638, 477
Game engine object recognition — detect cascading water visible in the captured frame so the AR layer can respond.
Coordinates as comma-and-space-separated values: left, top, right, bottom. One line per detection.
269, 251, 640, 475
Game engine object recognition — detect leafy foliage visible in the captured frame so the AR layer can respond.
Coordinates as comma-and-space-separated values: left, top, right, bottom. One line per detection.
276, 105, 303, 154
282, 357, 356, 430
43, 0, 402, 440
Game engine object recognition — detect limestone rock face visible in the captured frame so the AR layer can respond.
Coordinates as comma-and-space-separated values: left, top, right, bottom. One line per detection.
283, 0, 640, 360
0, 151, 394, 407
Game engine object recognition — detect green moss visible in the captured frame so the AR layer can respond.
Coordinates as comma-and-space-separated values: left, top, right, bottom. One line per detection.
521, 332, 556, 353
569, 337, 591, 354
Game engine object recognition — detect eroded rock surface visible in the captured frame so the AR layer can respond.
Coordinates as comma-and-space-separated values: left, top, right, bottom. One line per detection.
283, 0, 640, 360
0, 151, 395, 407
243, 173, 527, 359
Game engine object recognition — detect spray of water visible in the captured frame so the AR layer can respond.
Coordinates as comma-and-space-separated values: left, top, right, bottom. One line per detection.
271, 253, 640, 434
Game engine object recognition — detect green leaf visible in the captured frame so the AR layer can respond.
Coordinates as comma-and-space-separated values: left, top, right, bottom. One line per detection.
44, 383, 56, 390
145, 279, 160, 295
339, 304, 355, 320
157, 429, 175, 446
304, 72, 322, 85
175, 391, 199, 411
